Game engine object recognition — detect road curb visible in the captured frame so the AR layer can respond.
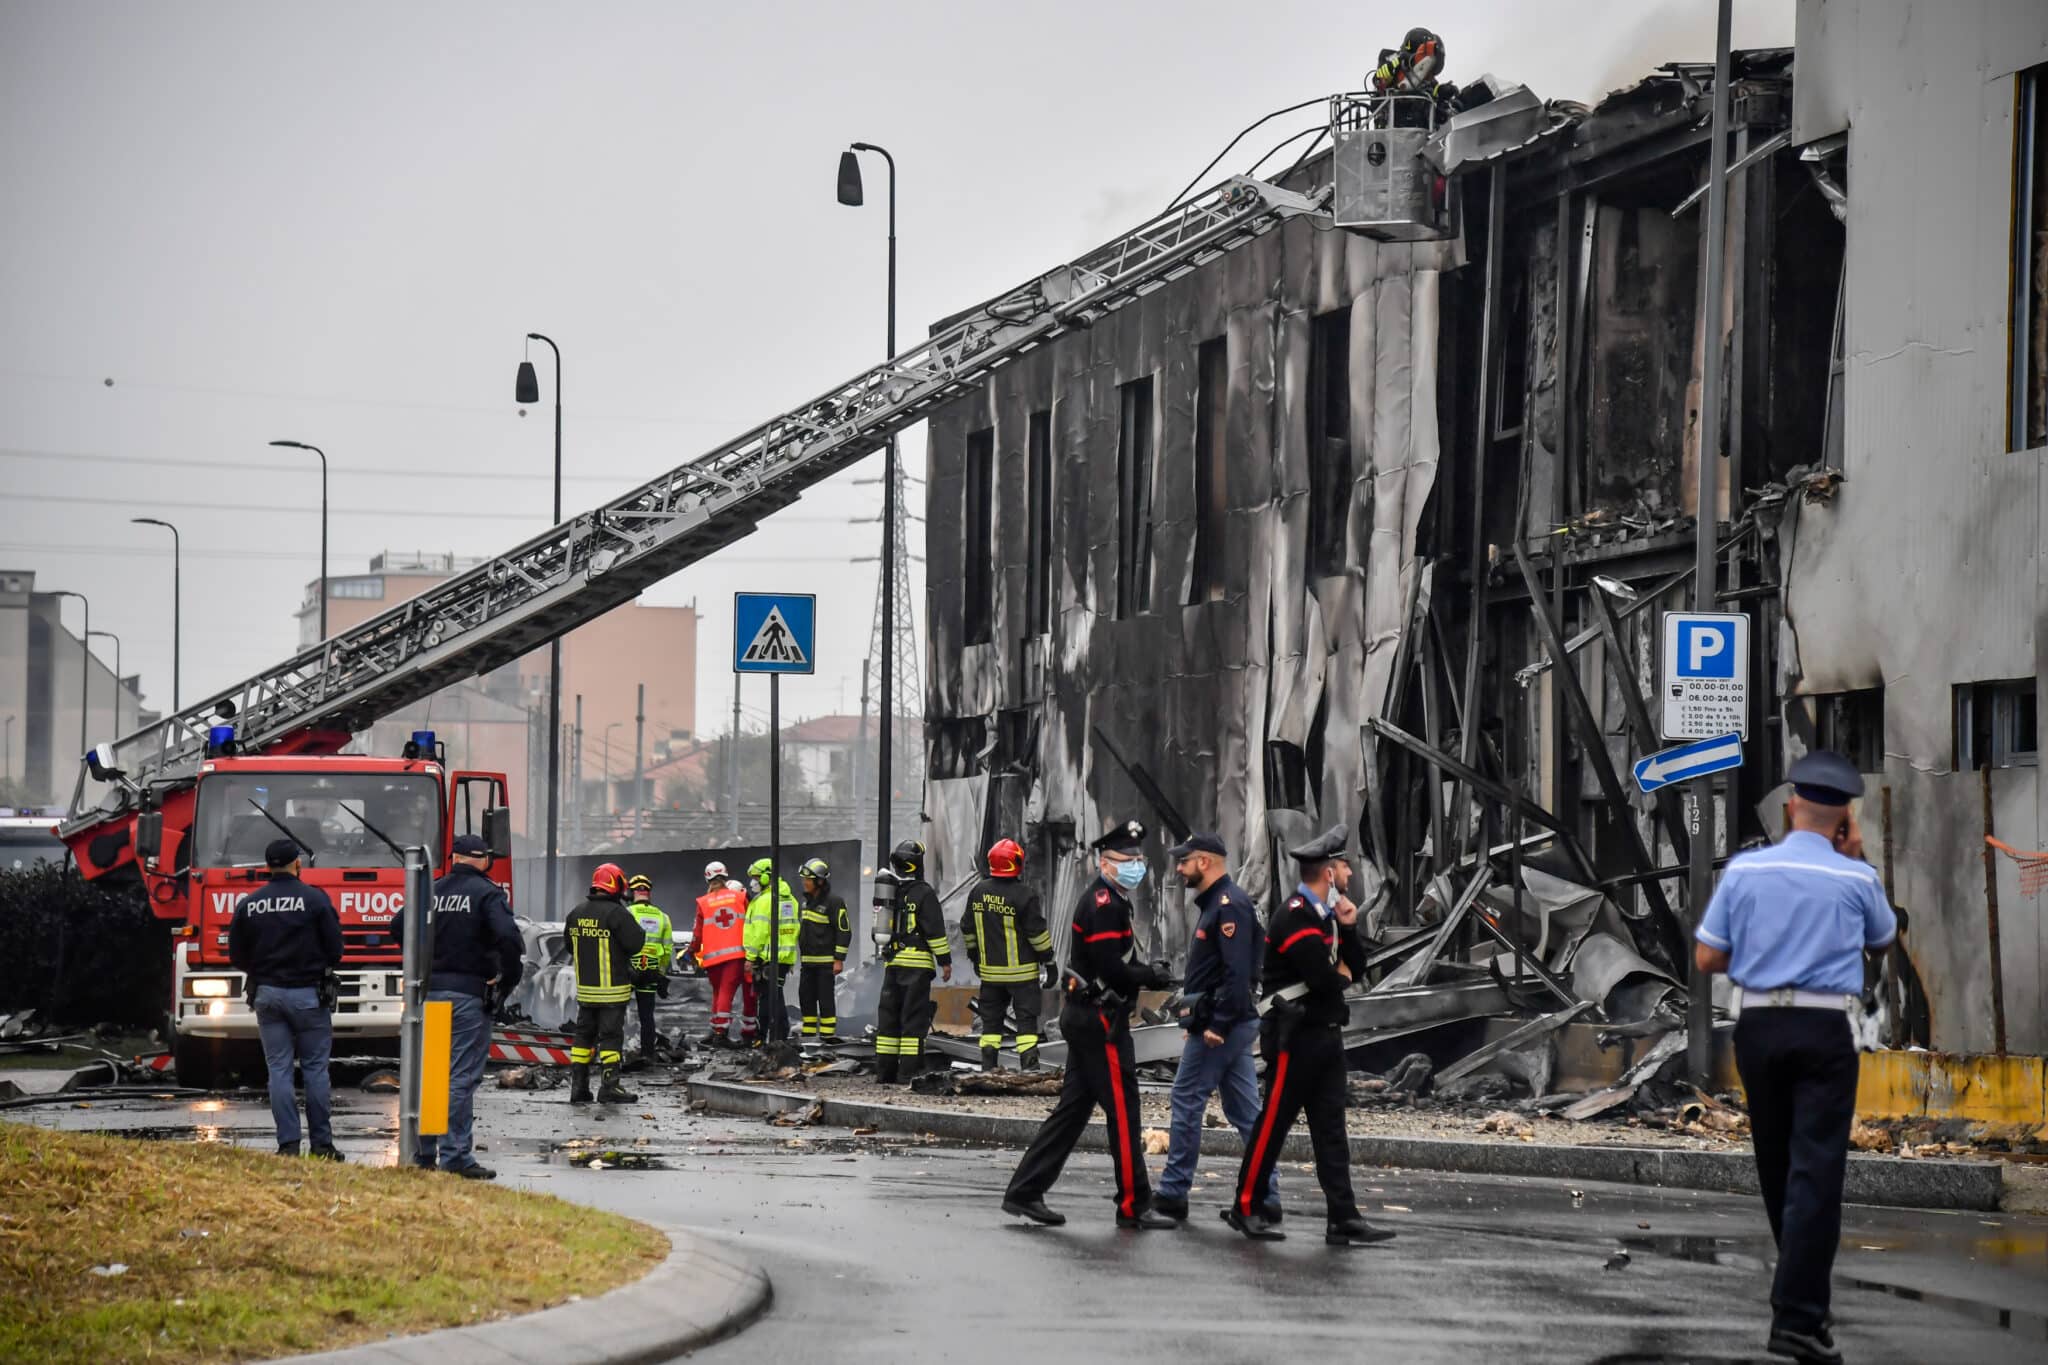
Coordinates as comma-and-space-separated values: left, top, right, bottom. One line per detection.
272, 1218, 772, 1365
687, 1077, 2004, 1212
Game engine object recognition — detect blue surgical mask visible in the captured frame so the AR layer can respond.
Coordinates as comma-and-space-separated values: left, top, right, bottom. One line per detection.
1113, 859, 1147, 890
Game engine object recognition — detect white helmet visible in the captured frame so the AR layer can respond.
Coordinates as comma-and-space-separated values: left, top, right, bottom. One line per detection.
704, 859, 728, 880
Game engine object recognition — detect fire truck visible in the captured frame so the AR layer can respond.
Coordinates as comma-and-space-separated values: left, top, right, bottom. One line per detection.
55, 166, 1333, 1087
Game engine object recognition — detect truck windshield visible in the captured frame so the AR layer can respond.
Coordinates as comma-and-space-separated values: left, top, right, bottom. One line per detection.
0, 820, 64, 871
191, 772, 442, 869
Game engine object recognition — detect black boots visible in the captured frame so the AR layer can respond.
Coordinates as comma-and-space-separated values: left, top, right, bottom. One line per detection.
1116, 1206, 1180, 1230
1223, 1207, 1286, 1241
568, 1063, 593, 1105
1325, 1215, 1396, 1246
1001, 1197, 1066, 1226
876, 1057, 899, 1084
1019, 1049, 1041, 1071
597, 1066, 638, 1104
981, 1045, 1000, 1072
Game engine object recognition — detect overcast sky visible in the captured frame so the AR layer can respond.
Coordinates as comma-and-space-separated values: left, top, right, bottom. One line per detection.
0, 0, 1793, 739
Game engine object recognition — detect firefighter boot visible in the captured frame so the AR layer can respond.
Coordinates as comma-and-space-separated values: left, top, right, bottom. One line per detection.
568, 1064, 593, 1105
596, 1066, 638, 1105
1019, 1048, 1041, 1072
981, 1045, 1001, 1072
876, 1057, 899, 1084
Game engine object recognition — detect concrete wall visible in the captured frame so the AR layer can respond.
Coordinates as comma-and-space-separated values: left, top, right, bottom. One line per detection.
1791, 0, 2048, 1052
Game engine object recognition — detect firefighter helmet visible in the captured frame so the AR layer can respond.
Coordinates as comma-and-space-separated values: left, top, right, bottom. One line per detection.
590, 862, 627, 898
987, 838, 1024, 878
799, 857, 830, 883
628, 873, 653, 896
889, 839, 925, 877
1400, 26, 1444, 87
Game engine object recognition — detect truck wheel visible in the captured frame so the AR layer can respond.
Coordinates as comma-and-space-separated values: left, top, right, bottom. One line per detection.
172, 1033, 230, 1091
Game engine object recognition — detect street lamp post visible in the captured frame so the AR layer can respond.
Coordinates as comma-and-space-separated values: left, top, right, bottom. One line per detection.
838, 140, 900, 867
268, 441, 329, 642
517, 334, 564, 912
87, 631, 121, 735
50, 590, 88, 756
131, 517, 181, 710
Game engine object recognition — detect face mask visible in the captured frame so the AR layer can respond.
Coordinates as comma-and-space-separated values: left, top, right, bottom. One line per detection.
1113, 859, 1147, 890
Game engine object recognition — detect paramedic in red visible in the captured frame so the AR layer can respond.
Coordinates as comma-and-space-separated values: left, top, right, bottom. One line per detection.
693, 861, 754, 1047
1226, 824, 1394, 1246
1000, 820, 1177, 1230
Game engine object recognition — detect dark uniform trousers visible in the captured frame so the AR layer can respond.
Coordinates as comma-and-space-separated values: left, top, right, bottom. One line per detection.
875, 966, 934, 1062
1235, 1018, 1360, 1221
571, 1004, 628, 1069
798, 963, 838, 1037
976, 981, 1042, 1058
1004, 1001, 1150, 1217
1734, 1007, 1860, 1333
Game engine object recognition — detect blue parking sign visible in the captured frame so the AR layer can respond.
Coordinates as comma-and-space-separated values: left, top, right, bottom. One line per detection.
1661, 612, 1749, 739
733, 593, 816, 675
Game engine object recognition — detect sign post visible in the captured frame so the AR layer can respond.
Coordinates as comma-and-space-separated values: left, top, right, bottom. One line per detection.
734, 593, 816, 1046
397, 845, 433, 1168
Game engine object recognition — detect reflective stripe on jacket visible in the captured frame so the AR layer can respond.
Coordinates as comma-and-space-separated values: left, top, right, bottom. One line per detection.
744, 878, 799, 967
629, 900, 674, 977
566, 894, 644, 1004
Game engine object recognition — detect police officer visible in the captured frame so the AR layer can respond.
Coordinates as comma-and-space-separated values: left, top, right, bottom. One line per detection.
227, 837, 345, 1160
625, 874, 674, 1061
796, 857, 851, 1043
397, 833, 522, 1178
963, 837, 1055, 1071
566, 862, 646, 1105
874, 840, 951, 1082
1695, 750, 1895, 1365
1001, 820, 1177, 1230
743, 857, 799, 1044
1227, 824, 1392, 1246
1153, 831, 1277, 1223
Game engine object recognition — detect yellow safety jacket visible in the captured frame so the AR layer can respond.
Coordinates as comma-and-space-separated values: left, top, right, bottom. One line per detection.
744, 877, 799, 968
628, 899, 673, 985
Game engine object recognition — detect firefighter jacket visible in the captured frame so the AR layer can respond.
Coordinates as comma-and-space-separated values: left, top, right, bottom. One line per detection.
397, 864, 522, 1001
628, 899, 674, 979
694, 882, 748, 968
744, 877, 799, 968
962, 875, 1051, 983
1262, 883, 1366, 1028
565, 891, 646, 1005
227, 872, 343, 990
883, 877, 951, 973
1063, 876, 1153, 1002
799, 883, 851, 965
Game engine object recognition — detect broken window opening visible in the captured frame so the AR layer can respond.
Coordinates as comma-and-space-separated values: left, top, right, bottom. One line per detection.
1264, 740, 1308, 812
1115, 375, 1156, 618
2010, 62, 2047, 452
1493, 252, 1530, 441
1956, 679, 2038, 771
927, 715, 989, 780
1025, 409, 1053, 635
963, 426, 995, 646
1810, 687, 1885, 774
1306, 308, 1353, 576
1189, 337, 1229, 604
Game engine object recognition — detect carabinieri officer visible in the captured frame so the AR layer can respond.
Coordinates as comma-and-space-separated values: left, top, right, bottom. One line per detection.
1695, 749, 1896, 1365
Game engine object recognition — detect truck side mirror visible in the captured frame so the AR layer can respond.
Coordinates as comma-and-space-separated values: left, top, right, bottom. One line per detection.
135, 812, 163, 861
483, 807, 512, 860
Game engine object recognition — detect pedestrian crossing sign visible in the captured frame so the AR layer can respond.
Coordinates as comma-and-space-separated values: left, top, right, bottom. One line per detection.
733, 592, 816, 675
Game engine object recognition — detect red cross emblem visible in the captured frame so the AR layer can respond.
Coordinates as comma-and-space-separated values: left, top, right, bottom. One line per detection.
711, 906, 739, 929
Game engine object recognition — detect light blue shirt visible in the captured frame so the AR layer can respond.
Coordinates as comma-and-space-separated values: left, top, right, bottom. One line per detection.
1697, 831, 1897, 993
1293, 883, 1330, 919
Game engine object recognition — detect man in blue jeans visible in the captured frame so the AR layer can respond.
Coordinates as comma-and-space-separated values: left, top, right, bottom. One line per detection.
397, 833, 525, 1178
1152, 832, 1277, 1223
228, 838, 345, 1159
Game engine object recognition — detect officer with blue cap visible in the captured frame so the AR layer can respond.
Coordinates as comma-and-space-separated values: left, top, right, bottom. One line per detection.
1695, 749, 1896, 1364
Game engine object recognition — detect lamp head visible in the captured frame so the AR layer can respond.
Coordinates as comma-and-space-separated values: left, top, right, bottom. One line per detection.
515, 359, 540, 405
836, 149, 864, 207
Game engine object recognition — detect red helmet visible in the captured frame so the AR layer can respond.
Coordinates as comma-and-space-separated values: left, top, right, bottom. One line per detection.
987, 838, 1024, 878
590, 862, 627, 898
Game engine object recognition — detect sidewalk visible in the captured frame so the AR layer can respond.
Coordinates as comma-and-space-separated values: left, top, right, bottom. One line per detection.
687, 1076, 2006, 1212
273, 1220, 770, 1365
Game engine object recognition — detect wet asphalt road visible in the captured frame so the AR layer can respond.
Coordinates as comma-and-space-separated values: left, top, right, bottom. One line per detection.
11, 1064, 2047, 1365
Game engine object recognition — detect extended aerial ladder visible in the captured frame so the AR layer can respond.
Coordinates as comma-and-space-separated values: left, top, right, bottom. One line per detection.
61, 173, 1331, 854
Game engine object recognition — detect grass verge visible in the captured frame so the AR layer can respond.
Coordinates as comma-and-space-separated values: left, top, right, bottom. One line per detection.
0, 1121, 667, 1365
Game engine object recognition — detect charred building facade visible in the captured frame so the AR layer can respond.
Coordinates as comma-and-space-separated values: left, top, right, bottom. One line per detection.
921, 14, 2048, 1056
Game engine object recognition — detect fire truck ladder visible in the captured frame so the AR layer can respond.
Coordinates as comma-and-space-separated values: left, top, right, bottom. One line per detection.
64, 174, 1329, 829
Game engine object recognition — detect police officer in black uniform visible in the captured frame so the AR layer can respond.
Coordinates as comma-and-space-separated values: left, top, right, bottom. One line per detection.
1001, 820, 1177, 1230
1696, 750, 1896, 1365
1227, 824, 1392, 1246
228, 837, 345, 1159
396, 833, 523, 1178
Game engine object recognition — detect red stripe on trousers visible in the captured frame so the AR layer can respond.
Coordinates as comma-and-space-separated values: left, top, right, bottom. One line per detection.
1239, 1048, 1291, 1215
1101, 1012, 1136, 1219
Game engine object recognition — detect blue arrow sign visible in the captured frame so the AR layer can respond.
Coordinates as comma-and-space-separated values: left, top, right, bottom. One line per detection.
1633, 732, 1743, 794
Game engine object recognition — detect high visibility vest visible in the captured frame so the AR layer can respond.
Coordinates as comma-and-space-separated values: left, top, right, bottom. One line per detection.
695, 885, 748, 968
629, 901, 673, 976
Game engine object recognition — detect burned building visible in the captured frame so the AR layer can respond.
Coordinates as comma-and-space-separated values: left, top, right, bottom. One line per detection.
920, 13, 2047, 1057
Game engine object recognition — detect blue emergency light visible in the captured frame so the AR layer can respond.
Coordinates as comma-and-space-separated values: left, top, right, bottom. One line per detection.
403, 729, 438, 760
205, 725, 238, 757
